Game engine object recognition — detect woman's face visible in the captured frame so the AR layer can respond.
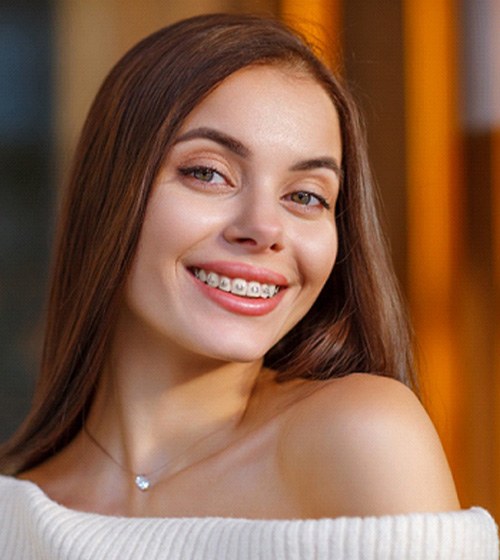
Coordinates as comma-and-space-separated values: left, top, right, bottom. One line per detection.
123, 65, 342, 364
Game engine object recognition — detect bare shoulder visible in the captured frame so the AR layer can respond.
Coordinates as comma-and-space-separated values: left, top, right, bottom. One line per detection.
279, 373, 460, 518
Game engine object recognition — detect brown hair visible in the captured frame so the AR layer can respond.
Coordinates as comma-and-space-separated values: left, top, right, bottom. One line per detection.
0, 13, 415, 475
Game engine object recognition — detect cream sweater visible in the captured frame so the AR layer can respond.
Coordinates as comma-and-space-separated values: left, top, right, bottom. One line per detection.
0, 475, 497, 559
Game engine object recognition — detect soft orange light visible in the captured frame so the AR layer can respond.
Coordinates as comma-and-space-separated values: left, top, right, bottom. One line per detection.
403, 0, 462, 466
494, 127, 500, 509
280, 0, 341, 69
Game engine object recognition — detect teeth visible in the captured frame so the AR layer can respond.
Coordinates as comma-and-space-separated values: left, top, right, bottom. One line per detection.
192, 268, 280, 299
206, 271, 219, 288
218, 276, 231, 292
247, 281, 261, 298
260, 284, 272, 298
231, 278, 247, 296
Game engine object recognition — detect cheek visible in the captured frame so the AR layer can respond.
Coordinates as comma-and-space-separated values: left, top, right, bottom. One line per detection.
297, 223, 338, 290
141, 191, 223, 257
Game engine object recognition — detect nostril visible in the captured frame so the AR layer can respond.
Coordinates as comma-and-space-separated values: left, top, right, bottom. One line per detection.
236, 237, 258, 246
222, 221, 284, 251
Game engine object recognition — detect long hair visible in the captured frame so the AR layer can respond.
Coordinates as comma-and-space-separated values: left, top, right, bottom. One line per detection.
0, 13, 415, 475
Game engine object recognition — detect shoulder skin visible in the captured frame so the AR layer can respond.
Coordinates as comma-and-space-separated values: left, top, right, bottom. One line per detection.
279, 373, 460, 518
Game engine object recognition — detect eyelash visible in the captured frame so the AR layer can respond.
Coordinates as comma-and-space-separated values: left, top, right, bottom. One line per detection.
178, 165, 331, 211
288, 191, 331, 210
178, 165, 227, 184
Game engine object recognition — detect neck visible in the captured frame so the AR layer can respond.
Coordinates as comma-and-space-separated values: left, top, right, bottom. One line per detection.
85, 316, 268, 483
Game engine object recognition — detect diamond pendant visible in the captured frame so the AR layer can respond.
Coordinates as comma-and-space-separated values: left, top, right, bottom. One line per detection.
134, 474, 151, 491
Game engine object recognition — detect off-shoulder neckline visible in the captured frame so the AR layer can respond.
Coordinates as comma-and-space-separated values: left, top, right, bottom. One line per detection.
0, 474, 486, 525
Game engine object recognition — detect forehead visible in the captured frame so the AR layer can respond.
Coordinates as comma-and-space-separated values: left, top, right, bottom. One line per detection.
176, 64, 342, 158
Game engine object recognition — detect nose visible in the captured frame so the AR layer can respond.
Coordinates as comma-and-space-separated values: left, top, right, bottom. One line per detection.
222, 191, 285, 252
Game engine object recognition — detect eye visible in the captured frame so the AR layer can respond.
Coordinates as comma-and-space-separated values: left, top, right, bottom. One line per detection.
179, 166, 226, 184
288, 191, 331, 210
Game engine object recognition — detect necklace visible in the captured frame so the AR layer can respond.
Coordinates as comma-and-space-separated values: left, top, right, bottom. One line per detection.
83, 424, 174, 491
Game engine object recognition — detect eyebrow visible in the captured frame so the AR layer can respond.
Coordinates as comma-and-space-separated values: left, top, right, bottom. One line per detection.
290, 158, 342, 180
174, 127, 250, 157
174, 126, 341, 179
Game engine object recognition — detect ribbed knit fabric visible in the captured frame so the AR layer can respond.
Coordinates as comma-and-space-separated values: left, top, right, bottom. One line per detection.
0, 475, 498, 559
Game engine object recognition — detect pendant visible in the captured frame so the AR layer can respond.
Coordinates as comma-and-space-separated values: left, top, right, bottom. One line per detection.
134, 474, 151, 491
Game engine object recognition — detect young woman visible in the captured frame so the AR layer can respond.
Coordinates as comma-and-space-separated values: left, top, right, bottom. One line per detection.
0, 13, 497, 559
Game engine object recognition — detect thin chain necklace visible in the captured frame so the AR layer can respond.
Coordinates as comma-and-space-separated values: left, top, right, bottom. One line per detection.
83, 424, 176, 492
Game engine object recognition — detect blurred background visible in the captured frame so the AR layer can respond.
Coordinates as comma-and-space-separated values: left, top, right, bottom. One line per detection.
1, 0, 499, 517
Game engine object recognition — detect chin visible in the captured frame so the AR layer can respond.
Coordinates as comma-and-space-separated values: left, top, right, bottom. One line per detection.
190, 333, 279, 365
204, 345, 271, 365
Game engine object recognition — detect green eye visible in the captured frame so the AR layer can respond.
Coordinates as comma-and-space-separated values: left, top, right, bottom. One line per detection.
289, 191, 329, 209
179, 166, 225, 184
193, 168, 216, 182
291, 192, 314, 205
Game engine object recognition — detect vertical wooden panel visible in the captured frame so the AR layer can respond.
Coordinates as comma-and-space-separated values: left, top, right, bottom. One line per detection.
280, 0, 341, 68
492, 125, 500, 513
491, 1, 500, 518
457, 0, 498, 512
490, 124, 500, 519
403, 0, 463, 480
55, 0, 117, 176
341, 0, 408, 285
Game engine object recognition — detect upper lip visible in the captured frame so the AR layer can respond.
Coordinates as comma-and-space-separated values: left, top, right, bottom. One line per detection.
188, 261, 289, 286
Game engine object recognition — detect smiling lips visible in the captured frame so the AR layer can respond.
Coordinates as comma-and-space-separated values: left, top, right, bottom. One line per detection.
189, 262, 288, 316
